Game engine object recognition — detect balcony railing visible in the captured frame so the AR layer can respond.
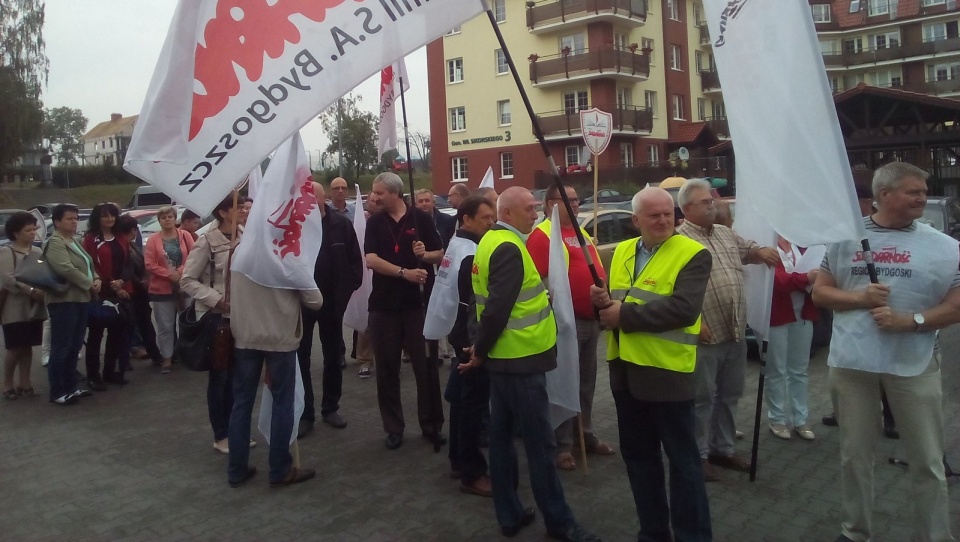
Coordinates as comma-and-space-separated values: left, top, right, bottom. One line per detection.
526, 0, 647, 31
699, 24, 710, 45
700, 69, 721, 92
535, 104, 653, 136
705, 116, 729, 137
822, 36, 960, 68
529, 47, 650, 85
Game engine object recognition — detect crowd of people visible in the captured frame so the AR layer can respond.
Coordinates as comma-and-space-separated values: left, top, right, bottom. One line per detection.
2, 162, 958, 541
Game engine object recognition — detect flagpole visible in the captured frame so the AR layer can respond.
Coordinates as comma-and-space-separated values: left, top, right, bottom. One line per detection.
749, 341, 767, 482
397, 74, 422, 242
486, 9, 601, 287
592, 154, 599, 240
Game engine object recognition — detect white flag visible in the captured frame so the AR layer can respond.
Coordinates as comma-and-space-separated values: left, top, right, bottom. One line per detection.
258, 358, 306, 446
479, 166, 495, 189
232, 132, 323, 290
732, 196, 776, 342
702, 0, 864, 246
124, 0, 488, 217
376, 59, 410, 158
343, 184, 373, 332
245, 163, 263, 201
545, 206, 580, 429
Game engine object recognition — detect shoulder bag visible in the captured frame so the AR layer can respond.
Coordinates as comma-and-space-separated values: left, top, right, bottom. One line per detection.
174, 242, 220, 371
14, 240, 69, 294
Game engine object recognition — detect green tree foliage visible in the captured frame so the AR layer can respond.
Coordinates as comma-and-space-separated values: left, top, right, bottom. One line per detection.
0, 0, 48, 167
318, 95, 378, 181
43, 106, 87, 165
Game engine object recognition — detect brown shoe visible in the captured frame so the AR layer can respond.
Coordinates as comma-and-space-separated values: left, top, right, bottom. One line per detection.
701, 459, 720, 482
460, 475, 493, 497
270, 467, 316, 487
708, 453, 752, 473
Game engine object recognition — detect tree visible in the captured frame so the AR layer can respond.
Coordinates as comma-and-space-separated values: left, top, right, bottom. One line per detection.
318, 95, 378, 180
43, 106, 87, 165
409, 131, 431, 172
0, 1, 48, 167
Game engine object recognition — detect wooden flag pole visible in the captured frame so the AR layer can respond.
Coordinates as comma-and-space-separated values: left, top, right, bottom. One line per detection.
592, 153, 599, 240
578, 414, 589, 477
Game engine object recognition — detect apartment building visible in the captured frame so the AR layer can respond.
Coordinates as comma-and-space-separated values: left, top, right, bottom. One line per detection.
426, 0, 727, 191
815, 0, 960, 95
81, 113, 138, 167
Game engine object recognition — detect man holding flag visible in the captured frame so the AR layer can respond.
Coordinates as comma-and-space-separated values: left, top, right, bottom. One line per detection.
526, 184, 614, 471
461, 187, 600, 542
590, 186, 713, 542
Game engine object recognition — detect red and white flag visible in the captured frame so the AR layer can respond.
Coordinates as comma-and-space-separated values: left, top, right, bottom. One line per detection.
343, 184, 372, 332
124, 0, 487, 217
545, 205, 580, 429
232, 132, 323, 290
376, 59, 410, 158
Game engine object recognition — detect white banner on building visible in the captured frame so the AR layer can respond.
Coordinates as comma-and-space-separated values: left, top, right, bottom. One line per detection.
125, 0, 488, 217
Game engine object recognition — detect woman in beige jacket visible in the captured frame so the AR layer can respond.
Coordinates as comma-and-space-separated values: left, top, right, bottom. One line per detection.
180, 195, 254, 454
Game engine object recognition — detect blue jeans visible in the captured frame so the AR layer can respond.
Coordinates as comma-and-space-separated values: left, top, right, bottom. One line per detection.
445, 350, 489, 483
488, 372, 575, 534
228, 348, 297, 485
613, 390, 712, 542
764, 320, 813, 426
207, 367, 234, 441
47, 302, 89, 401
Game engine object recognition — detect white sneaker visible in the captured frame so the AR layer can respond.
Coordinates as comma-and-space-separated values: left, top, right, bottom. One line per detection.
358, 367, 371, 379
41, 354, 49, 367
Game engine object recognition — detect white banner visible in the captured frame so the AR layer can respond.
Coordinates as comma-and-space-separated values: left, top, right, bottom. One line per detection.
343, 184, 372, 331
732, 196, 776, 342
702, 0, 864, 247
125, 0, 488, 217
245, 163, 263, 201
479, 165, 495, 189
377, 59, 410, 158
232, 132, 323, 290
545, 206, 580, 429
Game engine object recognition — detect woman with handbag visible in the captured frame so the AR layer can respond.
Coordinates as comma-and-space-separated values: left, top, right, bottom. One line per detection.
82, 203, 133, 389
45, 204, 101, 405
181, 195, 254, 455
145, 206, 194, 374
116, 215, 164, 370
0, 212, 47, 399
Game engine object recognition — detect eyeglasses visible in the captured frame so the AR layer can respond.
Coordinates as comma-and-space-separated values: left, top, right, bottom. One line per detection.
549, 197, 580, 205
691, 198, 716, 207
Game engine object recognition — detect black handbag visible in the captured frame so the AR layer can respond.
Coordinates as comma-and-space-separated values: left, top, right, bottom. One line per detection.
174, 246, 218, 371
14, 241, 69, 294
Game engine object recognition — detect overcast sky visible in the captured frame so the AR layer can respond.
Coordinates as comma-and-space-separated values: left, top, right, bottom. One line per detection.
41, 0, 431, 168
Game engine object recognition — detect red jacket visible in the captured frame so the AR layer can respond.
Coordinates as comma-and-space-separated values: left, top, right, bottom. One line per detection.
770, 259, 819, 327
144, 229, 195, 295
82, 233, 132, 296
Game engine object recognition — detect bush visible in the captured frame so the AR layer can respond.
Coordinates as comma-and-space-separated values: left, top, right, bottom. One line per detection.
48, 165, 142, 187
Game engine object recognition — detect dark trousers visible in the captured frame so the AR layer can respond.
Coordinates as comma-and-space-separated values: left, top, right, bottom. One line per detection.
368, 309, 444, 436
85, 302, 130, 380
489, 372, 575, 534
129, 294, 162, 363
445, 349, 490, 483
297, 303, 345, 421
207, 367, 234, 441
612, 390, 712, 542
47, 302, 88, 401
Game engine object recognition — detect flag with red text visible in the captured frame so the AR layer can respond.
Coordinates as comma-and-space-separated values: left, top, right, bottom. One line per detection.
124, 0, 488, 217
377, 59, 409, 158
232, 132, 323, 290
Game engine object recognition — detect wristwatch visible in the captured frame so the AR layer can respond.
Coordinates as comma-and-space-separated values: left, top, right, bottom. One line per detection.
398, 268, 405, 278
913, 313, 925, 331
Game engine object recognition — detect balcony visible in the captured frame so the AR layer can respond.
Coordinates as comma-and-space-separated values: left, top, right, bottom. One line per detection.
700, 69, 721, 93
822, 37, 960, 69
699, 24, 710, 46
705, 116, 729, 139
529, 47, 650, 87
525, 0, 647, 34
535, 104, 653, 139
894, 78, 960, 96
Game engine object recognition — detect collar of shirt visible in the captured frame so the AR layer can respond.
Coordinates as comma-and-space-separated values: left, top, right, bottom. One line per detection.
496, 221, 528, 243
679, 220, 712, 237
634, 237, 664, 278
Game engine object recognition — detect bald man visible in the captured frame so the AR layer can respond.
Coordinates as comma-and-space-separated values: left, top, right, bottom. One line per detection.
462, 187, 600, 542
448, 183, 470, 210
329, 177, 354, 221
296, 183, 363, 438
590, 187, 713, 541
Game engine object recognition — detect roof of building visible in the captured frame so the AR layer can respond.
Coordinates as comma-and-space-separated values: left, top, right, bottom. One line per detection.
668, 122, 708, 144
82, 115, 139, 140
835, 82, 960, 130
819, 0, 928, 30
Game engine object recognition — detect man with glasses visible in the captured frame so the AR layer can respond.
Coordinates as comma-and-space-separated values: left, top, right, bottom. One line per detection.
676, 178, 779, 482
527, 184, 615, 471
329, 177, 355, 221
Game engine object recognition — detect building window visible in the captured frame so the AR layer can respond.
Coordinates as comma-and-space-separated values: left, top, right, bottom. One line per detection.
452, 157, 468, 181
617, 88, 632, 107
849, 0, 861, 12
560, 33, 586, 55
645, 90, 658, 117
670, 45, 682, 71
928, 62, 960, 81
667, 0, 680, 20
647, 145, 659, 165
872, 31, 900, 49
923, 22, 958, 42
445, 25, 462, 35
621, 142, 634, 167
613, 32, 629, 51
811, 4, 831, 22
672, 95, 685, 120
922, 0, 945, 5
712, 100, 726, 118
867, 0, 889, 16
450, 106, 466, 132
494, 0, 506, 22
498, 100, 511, 125
843, 37, 863, 53
695, 51, 703, 73
563, 90, 589, 114
447, 58, 464, 83
500, 152, 514, 178
694, 3, 703, 25
495, 49, 508, 75
109, 138, 114, 148
697, 98, 706, 121
565, 146, 584, 167
641, 38, 654, 56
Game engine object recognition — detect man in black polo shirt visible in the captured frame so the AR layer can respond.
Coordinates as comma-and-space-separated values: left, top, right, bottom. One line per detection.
365, 172, 446, 450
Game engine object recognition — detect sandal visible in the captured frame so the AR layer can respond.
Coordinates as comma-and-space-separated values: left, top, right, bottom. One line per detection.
555, 452, 577, 471
3, 389, 17, 400
17, 387, 38, 398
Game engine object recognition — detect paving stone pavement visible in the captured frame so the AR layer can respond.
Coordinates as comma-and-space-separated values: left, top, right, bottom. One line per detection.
2, 325, 960, 541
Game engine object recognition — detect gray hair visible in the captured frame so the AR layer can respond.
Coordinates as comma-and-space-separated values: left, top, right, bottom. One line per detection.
677, 178, 712, 208
372, 172, 404, 195
872, 162, 929, 196
632, 186, 673, 214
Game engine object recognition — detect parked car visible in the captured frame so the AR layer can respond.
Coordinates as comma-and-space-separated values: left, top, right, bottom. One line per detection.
392, 156, 414, 174
127, 185, 174, 209
920, 197, 960, 239
582, 189, 630, 205
576, 206, 638, 271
